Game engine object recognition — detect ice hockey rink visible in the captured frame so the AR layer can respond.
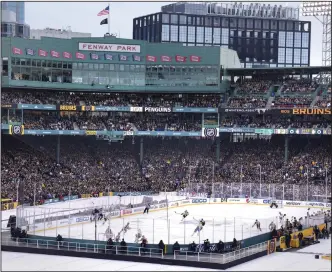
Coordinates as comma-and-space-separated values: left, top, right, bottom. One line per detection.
30, 203, 318, 244
2, 238, 331, 271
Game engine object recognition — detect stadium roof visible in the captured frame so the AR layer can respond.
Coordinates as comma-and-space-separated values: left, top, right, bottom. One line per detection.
224, 66, 331, 77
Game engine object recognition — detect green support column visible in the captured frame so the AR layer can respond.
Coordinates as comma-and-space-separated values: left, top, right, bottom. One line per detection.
284, 135, 289, 163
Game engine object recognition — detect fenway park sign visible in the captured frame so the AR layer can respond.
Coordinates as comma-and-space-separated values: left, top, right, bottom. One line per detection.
79, 43, 141, 53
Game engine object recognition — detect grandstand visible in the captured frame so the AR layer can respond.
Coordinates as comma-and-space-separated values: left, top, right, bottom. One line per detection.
1, 36, 331, 206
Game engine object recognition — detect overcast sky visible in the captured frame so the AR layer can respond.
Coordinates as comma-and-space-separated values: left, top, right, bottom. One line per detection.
25, 1, 323, 66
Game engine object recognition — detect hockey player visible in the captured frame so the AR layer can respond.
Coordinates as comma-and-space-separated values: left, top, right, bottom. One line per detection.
270, 200, 278, 208
105, 226, 113, 239
122, 222, 130, 234
98, 208, 104, 221
115, 232, 121, 242
143, 203, 151, 214
279, 212, 286, 225
103, 213, 112, 225
252, 219, 262, 231
134, 229, 142, 243
269, 221, 276, 231
192, 218, 205, 236
181, 210, 189, 221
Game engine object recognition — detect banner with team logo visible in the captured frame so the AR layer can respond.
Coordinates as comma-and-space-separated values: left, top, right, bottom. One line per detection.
9, 125, 24, 135
202, 127, 219, 137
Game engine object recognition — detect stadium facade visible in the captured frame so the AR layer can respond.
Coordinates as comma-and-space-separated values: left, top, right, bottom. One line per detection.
1, 1, 30, 38
1, 36, 241, 93
132, 2, 311, 68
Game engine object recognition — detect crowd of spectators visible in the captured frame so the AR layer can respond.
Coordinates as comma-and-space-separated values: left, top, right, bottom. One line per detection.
227, 97, 267, 108
315, 95, 331, 108
23, 113, 74, 130
281, 79, 318, 94
1, 91, 221, 108
1, 135, 330, 204
236, 79, 273, 95
20, 113, 205, 131
271, 96, 313, 108
19, 112, 331, 131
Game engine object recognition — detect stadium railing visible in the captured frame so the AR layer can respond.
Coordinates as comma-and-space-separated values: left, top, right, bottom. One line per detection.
1, 237, 164, 259
173, 241, 268, 264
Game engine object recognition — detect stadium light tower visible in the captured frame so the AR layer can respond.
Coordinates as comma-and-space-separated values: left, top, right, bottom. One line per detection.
302, 2, 331, 75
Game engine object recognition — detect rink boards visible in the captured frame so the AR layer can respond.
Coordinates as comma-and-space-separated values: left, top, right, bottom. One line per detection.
25, 196, 330, 233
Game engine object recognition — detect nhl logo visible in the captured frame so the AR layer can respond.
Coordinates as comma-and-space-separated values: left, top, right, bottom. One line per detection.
204, 128, 217, 137
12, 125, 22, 135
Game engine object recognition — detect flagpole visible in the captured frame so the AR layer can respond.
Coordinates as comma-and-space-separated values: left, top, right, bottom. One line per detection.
107, 3, 111, 34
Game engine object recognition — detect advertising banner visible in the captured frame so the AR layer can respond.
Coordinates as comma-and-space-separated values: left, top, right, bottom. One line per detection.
173, 107, 218, 113
144, 107, 172, 113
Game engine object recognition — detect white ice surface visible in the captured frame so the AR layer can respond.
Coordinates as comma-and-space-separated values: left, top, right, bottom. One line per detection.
29, 204, 320, 244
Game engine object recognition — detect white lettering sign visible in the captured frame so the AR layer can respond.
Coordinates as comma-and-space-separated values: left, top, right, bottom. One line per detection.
79, 43, 141, 53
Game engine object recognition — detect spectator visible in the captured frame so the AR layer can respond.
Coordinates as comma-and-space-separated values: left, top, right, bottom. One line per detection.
158, 240, 165, 255
173, 241, 180, 254
297, 232, 303, 247
216, 240, 224, 253
120, 238, 127, 254
231, 238, 238, 251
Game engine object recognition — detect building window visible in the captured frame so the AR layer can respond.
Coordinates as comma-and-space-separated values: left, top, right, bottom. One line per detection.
294, 48, 301, 64
205, 17, 212, 27
197, 17, 204, 26
254, 19, 261, 29
162, 24, 170, 41
271, 20, 277, 30
246, 18, 253, 29
188, 16, 193, 25
302, 32, 309, 48
188, 26, 195, 42
213, 17, 220, 27
286, 48, 293, 63
213, 28, 221, 44
238, 18, 245, 29
221, 18, 229, 27
162, 14, 169, 24
286, 21, 293, 31
301, 49, 308, 64
221, 28, 229, 44
179, 15, 187, 24
286, 32, 293, 47
196, 26, 204, 43
279, 21, 285, 30
205, 27, 212, 43
171, 14, 178, 24
262, 20, 269, 29
230, 18, 237, 28
179, 26, 187, 42
170, 25, 178, 41
294, 32, 301, 47
278, 31, 285, 47
278, 48, 285, 63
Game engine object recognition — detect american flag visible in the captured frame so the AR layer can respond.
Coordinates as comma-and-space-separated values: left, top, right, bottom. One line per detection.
97, 6, 109, 16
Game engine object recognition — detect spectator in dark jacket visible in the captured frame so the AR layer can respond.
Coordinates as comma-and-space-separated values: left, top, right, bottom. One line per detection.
189, 241, 196, 253
297, 232, 303, 247
120, 238, 127, 254
232, 238, 238, 251
158, 240, 165, 255
173, 241, 180, 254
217, 240, 224, 253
